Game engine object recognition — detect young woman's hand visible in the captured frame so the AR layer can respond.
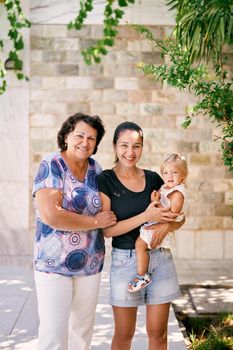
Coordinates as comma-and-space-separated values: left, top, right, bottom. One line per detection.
145, 201, 178, 223
94, 210, 117, 229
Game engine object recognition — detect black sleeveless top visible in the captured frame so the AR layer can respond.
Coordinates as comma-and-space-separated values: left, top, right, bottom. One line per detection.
98, 169, 163, 249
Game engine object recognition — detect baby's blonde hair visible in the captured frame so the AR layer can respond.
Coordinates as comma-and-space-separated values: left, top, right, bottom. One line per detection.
160, 153, 188, 181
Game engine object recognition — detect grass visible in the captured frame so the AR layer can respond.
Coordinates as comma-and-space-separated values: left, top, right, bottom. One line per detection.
185, 313, 233, 350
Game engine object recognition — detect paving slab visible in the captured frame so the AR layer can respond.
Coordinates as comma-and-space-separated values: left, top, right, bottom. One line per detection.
0, 255, 186, 350
190, 288, 233, 314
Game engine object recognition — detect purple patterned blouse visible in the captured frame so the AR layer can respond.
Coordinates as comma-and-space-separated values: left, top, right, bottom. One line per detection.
32, 152, 104, 276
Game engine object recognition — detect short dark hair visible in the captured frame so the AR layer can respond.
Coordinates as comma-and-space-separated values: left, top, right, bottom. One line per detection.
113, 122, 143, 163
57, 113, 105, 154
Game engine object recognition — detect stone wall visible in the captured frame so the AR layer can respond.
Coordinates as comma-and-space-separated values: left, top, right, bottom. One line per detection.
30, 23, 233, 260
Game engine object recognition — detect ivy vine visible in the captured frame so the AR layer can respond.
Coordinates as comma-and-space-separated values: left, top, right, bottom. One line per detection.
0, 0, 30, 95
67, 0, 135, 65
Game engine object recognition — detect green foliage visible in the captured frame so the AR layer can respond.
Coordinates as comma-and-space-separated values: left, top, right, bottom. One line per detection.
167, 0, 233, 63
188, 313, 233, 349
0, 0, 30, 95
67, 0, 135, 64
133, 21, 233, 175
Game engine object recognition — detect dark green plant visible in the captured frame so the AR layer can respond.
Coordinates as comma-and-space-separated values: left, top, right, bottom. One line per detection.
0, 0, 30, 95
134, 25, 233, 175
167, 0, 233, 64
188, 313, 233, 349
67, 0, 135, 64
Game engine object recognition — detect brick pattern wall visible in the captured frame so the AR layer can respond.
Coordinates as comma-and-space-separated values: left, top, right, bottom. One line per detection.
30, 24, 233, 259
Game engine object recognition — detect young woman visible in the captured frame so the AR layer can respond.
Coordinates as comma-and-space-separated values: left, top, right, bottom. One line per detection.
98, 122, 184, 350
33, 113, 116, 350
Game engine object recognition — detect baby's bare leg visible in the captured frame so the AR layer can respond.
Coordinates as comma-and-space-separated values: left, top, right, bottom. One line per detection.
135, 237, 150, 276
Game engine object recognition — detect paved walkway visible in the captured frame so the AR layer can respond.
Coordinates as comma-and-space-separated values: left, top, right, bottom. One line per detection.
0, 253, 232, 350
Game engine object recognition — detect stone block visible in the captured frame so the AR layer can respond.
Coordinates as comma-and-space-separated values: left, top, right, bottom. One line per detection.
67, 103, 90, 115
131, 115, 176, 128
213, 153, 225, 167
31, 37, 54, 50
199, 141, 221, 153
56, 64, 79, 76
195, 230, 224, 259
31, 63, 57, 76
224, 190, 233, 205
44, 25, 67, 38
90, 102, 115, 116
68, 26, 91, 38
66, 50, 83, 63
30, 113, 57, 128
30, 101, 42, 114
33, 154, 42, 163
139, 103, 162, 115
30, 50, 43, 62
104, 63, 137, 77
175, 230, 195, 259
116, 103, 139, 116
78, 63, 103, 76
42, 77, 66, 89
30, 76, 42, 89
213, 179, 233, 192
177, 141, 199, 153
184, 217, 224, 230
42, 128, 57, 140
103, 90, 128, 103
223, 217, 233, 230
30, 25, 45, 37
188, 203, 215, 216
202, 192, 224, 204
127, 39, 154, 52
31, 140, 54, 153
111, 38, 128, 51
116, 51, 140, 63
215, 205, 233, 217
186, 129, 213, 142
116, 26, 141, 40
90, 25, 104, 39
93, 77, 114, 89
115, 78, 140, 90
138, 78, 161, 90
41, 102, 67, 115
52, 38, 80, 51
200, 166, 226, 180
224, 230, 233, 259
189, 154, 212, 166
66, 77, 93, 89
128, 90, 152, 103
43, 51, 66, 62
31, 128, 43, 140
79, 39, 97, 50
141, 52, 164, 64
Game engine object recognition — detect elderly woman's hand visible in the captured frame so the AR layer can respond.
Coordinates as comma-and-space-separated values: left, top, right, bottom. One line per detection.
94, 210, 117, 229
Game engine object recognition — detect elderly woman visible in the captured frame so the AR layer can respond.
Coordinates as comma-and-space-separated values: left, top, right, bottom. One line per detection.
33, 113, 116, 350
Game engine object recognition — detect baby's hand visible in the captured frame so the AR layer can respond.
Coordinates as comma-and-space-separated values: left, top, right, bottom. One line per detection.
151, 190, 160, 203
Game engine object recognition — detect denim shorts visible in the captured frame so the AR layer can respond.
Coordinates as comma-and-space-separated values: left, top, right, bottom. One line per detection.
110, 247, 181, 307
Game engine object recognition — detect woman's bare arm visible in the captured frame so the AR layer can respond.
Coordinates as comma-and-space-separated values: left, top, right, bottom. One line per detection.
35, 188, 116, 231
100, 192, 178, 238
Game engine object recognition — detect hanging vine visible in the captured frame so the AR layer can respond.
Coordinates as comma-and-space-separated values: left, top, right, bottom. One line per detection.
67, 0, 135, 64
0, 0, 30, 95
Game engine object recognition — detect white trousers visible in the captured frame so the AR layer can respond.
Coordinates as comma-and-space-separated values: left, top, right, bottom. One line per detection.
34, 270, 101, 350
